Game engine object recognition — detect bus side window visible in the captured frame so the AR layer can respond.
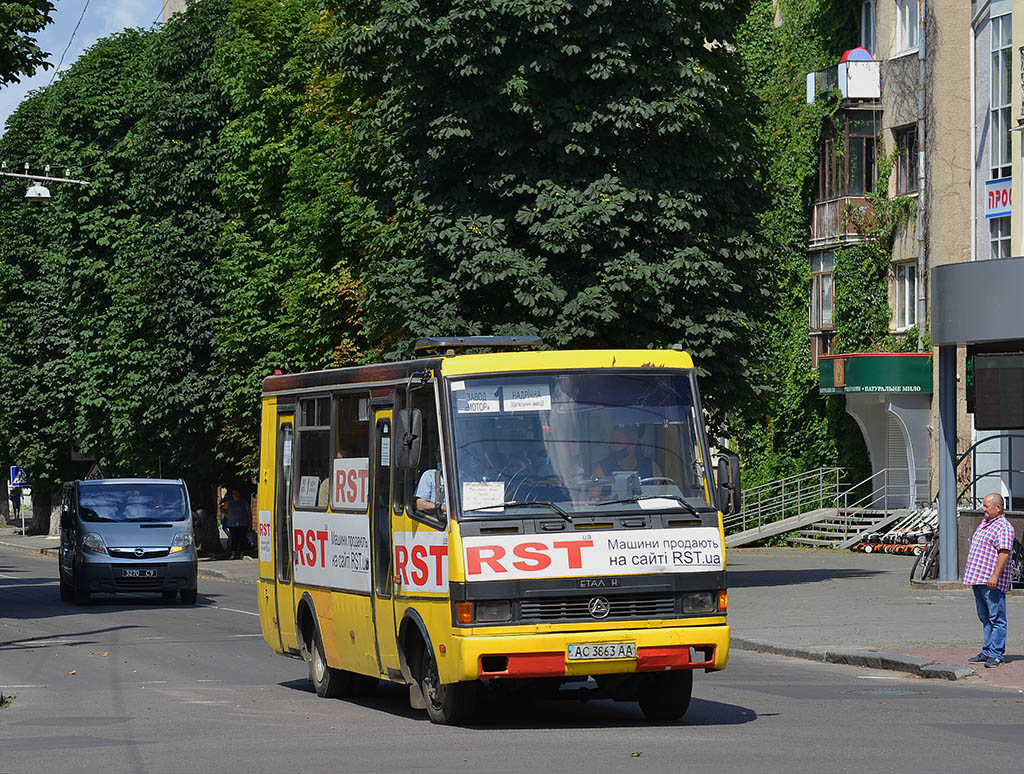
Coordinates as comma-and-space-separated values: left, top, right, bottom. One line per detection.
405, 383, 443, 523
295, 396, 331, 509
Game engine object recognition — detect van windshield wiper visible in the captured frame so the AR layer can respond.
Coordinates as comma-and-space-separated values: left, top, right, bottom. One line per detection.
464, 500, 573, 523
592, 495, 703, 519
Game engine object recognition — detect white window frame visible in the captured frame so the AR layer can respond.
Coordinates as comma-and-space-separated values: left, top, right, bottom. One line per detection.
991, 13, 1013, 179
810, 252, 835, 330
989, 215, 1011, 260
893, 262, 918, 330
861, 1, 876, 56
896, 0, 919, 54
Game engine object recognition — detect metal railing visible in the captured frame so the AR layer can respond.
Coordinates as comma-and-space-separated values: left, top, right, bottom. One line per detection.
955, 433, 1024, 509
836, 466, 932, 539
724, 467, 844, 534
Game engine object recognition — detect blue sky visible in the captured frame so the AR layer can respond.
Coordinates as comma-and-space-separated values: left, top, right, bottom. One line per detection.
0, 0, 166, 134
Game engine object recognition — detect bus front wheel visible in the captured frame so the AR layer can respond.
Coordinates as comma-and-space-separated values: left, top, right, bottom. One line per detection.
637, 670, 693, 721
420, 648, 478, 725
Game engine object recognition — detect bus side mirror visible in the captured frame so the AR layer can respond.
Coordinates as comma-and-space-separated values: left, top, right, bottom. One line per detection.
715, 451, 741, 516
395, 408, 423, 469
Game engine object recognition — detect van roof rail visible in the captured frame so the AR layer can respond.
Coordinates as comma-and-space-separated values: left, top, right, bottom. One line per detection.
414, 336, 543, 355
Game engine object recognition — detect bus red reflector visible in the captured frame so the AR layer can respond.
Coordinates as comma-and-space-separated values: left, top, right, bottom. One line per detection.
480, 652, 564, 678
637, 645, 697, 671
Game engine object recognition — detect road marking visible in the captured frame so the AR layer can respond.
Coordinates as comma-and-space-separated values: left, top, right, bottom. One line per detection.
230, 634, 263, 638
3, 684, 48, 688
138, 681, 168, 685
856, 674, 899, 680
142, 636, 166, 640
211, 606, 259, 617
0, 572, 21, 579
195, 679, 222, 683
183, 700, 232, 705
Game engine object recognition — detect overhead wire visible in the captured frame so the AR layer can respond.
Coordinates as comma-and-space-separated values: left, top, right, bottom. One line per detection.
46, 0, 92, 88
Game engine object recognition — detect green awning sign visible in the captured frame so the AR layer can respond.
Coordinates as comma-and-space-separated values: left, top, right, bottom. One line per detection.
818, 353, 933, 395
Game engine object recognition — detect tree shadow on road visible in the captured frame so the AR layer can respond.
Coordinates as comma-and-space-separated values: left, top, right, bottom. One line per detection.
728, 568, 886, 588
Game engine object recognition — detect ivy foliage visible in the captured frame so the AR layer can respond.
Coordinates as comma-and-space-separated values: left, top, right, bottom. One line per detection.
0, 0, 54, 86
731, 0, 870, 487
321, 0, 770, 421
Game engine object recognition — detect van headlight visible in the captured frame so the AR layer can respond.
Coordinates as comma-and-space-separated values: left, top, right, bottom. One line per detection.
82, 532, 108, 554
170, 532, 193, 554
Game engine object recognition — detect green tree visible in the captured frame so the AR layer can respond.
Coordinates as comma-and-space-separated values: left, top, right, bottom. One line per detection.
321, 0, 769, 420
0, 0, 54, 85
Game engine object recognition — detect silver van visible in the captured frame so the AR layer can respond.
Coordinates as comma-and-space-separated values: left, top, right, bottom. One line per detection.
58, 478, 198, 604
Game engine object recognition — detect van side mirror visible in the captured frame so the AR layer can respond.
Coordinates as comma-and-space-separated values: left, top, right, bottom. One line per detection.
395, 408, 423, 469
715, 451, 742, 516
60, 506, 75, 530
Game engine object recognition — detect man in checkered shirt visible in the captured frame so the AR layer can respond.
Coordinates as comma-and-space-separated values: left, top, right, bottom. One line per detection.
963, 493, 1015, 668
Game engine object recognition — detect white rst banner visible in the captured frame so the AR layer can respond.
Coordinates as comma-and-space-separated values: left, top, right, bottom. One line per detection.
331, 457, 370, 511
462, 527, 723, 582
292, 510, 371, 592
258, 510, 272, 563
394, 531, 449, 594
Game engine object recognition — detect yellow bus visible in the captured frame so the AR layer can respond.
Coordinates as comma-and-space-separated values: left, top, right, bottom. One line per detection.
256, 336, 740, 724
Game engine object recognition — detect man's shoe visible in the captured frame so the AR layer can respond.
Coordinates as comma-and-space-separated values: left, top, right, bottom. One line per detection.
984, 657, 1004, 668
968, 653, 988, 663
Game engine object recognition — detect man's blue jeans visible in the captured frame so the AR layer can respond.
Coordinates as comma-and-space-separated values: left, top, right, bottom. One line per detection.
972, 584, 1008, 660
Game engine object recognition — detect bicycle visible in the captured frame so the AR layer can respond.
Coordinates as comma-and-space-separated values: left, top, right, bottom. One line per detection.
909, 533, 940, 583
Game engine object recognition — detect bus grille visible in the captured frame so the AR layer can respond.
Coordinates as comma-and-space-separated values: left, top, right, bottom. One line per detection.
519, 592, 677, 622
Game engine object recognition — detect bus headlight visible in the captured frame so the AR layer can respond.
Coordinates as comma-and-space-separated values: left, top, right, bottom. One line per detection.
170, 532, 193, 554
82, 532, 108, 554
475, 600, 512, 623
682, 591, 716, 614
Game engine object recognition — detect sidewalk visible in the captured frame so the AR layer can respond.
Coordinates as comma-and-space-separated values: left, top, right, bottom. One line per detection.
3, 526, 1022, 688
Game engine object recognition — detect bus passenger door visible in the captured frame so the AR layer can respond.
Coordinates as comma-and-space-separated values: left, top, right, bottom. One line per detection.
274, 415, 299, 653
371, 412, 401, 676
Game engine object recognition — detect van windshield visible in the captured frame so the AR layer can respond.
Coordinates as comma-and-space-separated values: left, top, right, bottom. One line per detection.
79, 483, 188, 523
448, 370, 712, 517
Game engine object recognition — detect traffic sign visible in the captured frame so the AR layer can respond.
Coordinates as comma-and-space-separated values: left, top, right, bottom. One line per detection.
84, 463, 105, 480
9, 466, 26, 486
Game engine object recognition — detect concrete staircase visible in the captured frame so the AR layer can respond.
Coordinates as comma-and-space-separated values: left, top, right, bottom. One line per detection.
787, 508, 910, 548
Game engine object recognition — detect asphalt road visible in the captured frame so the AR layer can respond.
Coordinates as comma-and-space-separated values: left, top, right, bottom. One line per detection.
2, 544, 1023, 774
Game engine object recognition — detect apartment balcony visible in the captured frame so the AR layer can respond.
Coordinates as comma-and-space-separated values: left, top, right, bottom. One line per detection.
806, 59, 880, 105
810, 196, 873, 247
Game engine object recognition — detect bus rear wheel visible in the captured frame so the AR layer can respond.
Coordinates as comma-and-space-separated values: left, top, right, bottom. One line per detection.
309, 629, 346, 699
420, 648, 477, 725
637, 670, 693, 721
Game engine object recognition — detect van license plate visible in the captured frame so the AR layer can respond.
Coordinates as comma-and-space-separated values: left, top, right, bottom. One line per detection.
122, 568, 158, 578
567, 642, 637, 660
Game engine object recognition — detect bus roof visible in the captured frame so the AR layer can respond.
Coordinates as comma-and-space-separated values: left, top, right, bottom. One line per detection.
261, 349, 694, 396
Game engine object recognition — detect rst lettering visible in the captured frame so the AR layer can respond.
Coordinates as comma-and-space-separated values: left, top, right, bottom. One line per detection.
466, 545, 506, 575
294, 528, 328, 568
393, 537, 448, 590
512, 542, 551, 571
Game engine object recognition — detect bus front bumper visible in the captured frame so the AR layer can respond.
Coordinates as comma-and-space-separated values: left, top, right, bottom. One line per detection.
446, 623, 729, 682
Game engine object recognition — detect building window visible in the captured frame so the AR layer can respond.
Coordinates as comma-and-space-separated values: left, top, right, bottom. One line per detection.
816, 114, 879, 200
991, 14, 1012, 179
810, 252, 835, 330
893, 262, 917, 330
896, 127, 918, 194
990, 215, 1011, 259
860, 1, 876, 56
897, 0, 919, 53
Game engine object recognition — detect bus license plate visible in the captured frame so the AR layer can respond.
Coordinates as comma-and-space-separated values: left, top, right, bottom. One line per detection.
122, 568, 158, 578
567, 642, 637, 660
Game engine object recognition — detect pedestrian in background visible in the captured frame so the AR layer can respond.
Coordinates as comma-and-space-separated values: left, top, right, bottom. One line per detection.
219, 488, 251, 560
964, 492, 1015, 668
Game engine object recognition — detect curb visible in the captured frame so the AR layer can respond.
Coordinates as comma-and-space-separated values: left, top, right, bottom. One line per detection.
731, 637, 976, 681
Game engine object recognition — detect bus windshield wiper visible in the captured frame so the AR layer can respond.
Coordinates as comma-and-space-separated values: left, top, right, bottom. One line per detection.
593, 495, 703, 519
465, 500, 573, 523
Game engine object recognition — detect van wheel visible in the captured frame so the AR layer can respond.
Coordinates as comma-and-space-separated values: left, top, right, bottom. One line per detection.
309, 629, 347, 698
59, 576, 73, 602
420, 648, 477, 725
72, 567, 90, 606
180, 588, 197, 605
637, 670, 693, 721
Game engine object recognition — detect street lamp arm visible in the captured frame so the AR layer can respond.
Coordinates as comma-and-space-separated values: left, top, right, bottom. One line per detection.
0, 170, 90, 185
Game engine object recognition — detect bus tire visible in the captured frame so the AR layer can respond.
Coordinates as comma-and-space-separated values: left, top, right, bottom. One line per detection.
420, 648, 477, 725
309, 629, 347, 699
637, 670, 693, 722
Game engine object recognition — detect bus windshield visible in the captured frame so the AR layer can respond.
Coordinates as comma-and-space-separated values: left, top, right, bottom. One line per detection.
448, 371, 712, 517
